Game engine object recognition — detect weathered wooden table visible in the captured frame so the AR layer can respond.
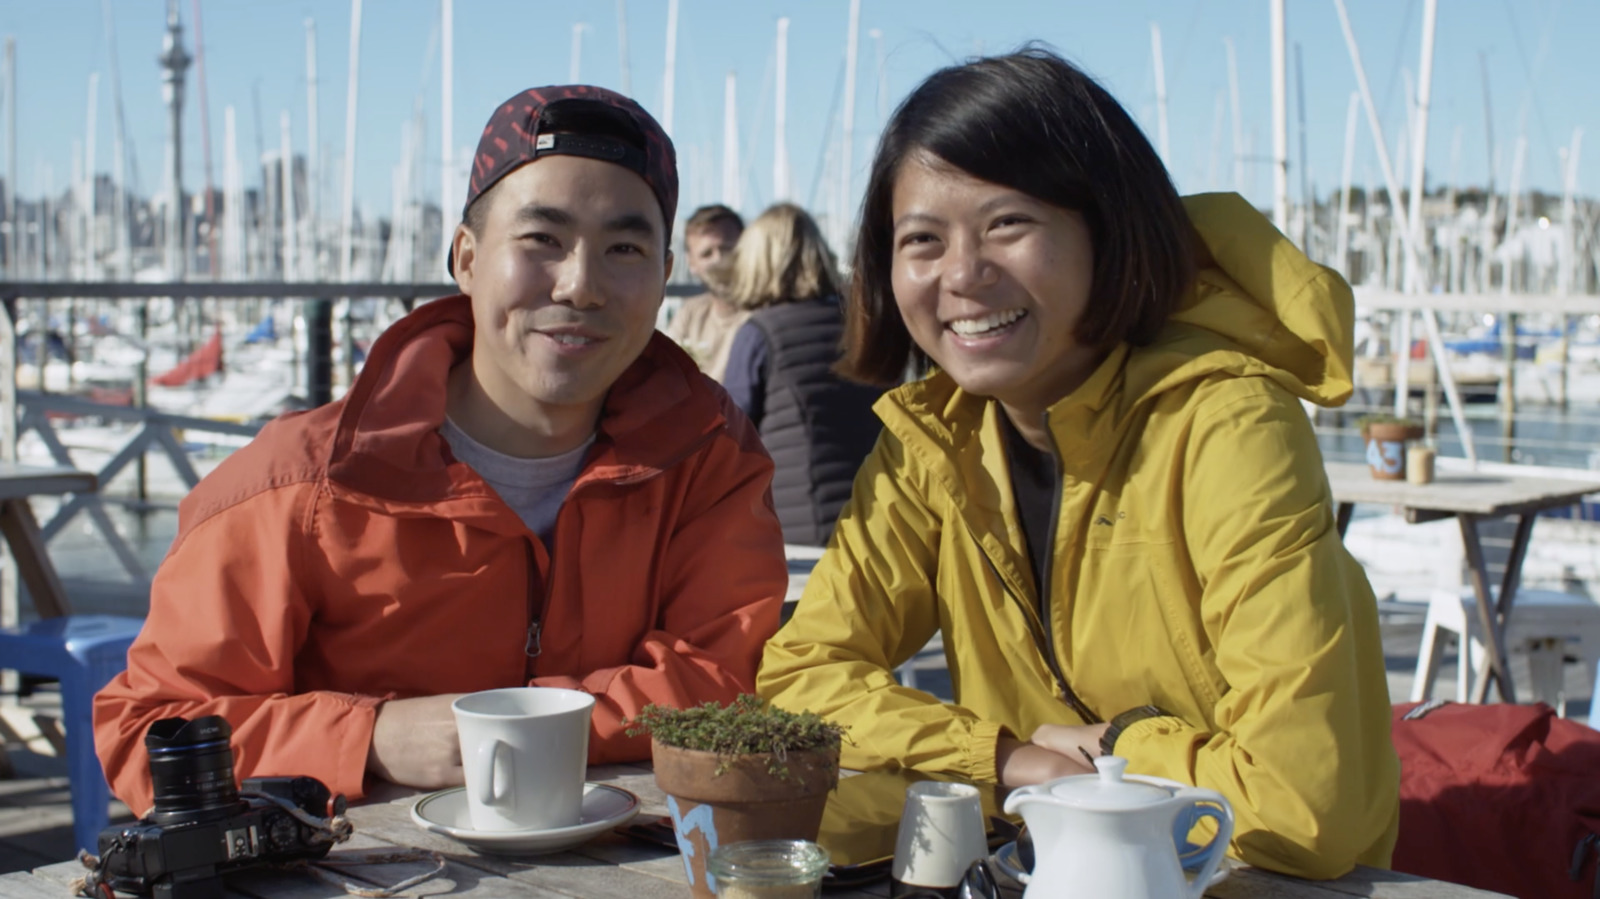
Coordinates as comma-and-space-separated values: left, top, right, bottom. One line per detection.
9, 764, 1509, 899
1325, 459, 1600, 703
0, 462, 97, 620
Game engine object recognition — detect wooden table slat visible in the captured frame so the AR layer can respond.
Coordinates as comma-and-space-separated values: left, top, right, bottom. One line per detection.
0, 465, 97, 502
1325, 460, 1600, 515
1232, 865, 1513, 898
0, 871, 93, 899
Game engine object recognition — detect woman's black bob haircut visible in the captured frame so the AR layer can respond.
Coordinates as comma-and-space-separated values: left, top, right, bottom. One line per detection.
840, 45, 1198, 386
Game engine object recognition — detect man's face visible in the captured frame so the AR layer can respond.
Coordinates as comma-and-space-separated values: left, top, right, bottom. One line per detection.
452, 154, 673, 423
685, 220, 742, 284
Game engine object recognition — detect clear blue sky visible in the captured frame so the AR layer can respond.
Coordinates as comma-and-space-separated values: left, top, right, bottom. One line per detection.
1, 0, 1594, 230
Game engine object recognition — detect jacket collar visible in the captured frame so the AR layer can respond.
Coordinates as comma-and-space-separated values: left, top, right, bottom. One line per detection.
874, 344, 1135, 604
325, 295, 726, 519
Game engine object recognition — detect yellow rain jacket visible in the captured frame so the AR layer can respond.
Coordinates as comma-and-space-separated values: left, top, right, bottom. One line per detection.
759, 193, 1400, 879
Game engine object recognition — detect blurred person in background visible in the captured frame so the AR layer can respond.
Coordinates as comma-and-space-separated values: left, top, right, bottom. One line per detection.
666, 204, 747, 381
721, 203, 884, 547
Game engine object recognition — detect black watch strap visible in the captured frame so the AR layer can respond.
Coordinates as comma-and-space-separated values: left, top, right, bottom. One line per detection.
1099, 704, 1168, 757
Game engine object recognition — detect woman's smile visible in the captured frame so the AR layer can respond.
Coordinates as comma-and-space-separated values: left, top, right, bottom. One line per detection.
946, 307, 1029, 340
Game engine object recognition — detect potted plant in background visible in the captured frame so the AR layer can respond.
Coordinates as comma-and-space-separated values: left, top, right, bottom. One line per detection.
1357, 413, 1426, 481
627, 694, 845, 899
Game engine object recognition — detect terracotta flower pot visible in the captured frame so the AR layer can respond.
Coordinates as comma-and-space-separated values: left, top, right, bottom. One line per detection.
652, 738, 840, 899
1362, 421, 1425, 481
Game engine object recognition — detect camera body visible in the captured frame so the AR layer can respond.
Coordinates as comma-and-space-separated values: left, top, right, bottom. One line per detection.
93, 716, 344, 899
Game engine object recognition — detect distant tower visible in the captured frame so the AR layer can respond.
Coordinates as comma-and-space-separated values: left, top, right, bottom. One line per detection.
159, 0, 191, 279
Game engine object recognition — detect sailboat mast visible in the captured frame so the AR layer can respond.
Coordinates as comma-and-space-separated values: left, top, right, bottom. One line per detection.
1150, 23, 1169, 161
722, 72, 739, 210
281, 111, 298, 280
306, 18, 319, 278
1559, 129, 1583, 296
4, 38, 13, 278
222, 105, 240, 278
1270, 0, 1289, 232
338, 0, 362, 281
159, 0, 191, 280
570, 23, 588, 84
1335, 92, 1359, 274
441, 0, 453, 260
616, 0, 631, 93
84, 73, 99, 280
1403, 0, 1438, 295
191, 0, 217, 278
838, 0, 861, 252
662, 0, 678, 137
1296, 43, 1312, 251
774, 17, 789, 202
1225, 37, 1243, 193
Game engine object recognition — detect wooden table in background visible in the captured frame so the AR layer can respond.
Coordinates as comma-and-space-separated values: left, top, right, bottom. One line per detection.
8, 764, 1509, 899
1325, 460, 1600, 704
0, 462, 97, 620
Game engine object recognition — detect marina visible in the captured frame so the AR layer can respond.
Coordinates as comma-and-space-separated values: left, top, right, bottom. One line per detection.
0, 0, 1596, 894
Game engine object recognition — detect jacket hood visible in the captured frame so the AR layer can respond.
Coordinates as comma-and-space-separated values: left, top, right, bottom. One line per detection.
326, 295, 726, 512
1131, 191, 1356, 409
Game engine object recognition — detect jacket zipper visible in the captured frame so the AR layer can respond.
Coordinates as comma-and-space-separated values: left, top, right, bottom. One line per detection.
1033, 410, 1100, 724
523, 539, 544, 660
1036, 413, 1080, 712
976, 536, 1100, 725
512, 424, 722, 667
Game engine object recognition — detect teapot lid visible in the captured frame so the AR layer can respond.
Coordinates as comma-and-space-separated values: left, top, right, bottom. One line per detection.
1044, 756, 1171, 809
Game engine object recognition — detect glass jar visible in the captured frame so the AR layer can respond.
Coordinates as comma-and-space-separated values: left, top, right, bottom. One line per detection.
707, 839, 831, 899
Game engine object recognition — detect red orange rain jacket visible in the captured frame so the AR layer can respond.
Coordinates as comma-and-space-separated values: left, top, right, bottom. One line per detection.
93, 295, 787, 817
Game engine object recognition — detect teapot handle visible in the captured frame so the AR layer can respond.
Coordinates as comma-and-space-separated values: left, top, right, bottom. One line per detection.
1000, 782, 1047, 817
1172, 788, 1233, 899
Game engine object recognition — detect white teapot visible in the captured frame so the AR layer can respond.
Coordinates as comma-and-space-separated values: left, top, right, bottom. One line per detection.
1001, 756, 1233, 899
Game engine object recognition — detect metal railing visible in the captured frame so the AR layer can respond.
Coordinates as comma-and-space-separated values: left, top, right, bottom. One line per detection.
13, 390, 263, 584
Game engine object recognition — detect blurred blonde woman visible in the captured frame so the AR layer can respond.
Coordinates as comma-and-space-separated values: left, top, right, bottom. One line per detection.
718, 203, 884, 546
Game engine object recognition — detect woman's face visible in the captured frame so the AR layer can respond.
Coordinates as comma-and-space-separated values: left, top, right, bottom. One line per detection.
889, 155, 1105, 422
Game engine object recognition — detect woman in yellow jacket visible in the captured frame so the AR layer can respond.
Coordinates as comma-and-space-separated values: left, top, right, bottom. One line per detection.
757, 48, 1399, 880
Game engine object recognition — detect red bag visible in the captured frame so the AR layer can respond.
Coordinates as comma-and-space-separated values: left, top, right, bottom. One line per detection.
1392, 701, 1600, 898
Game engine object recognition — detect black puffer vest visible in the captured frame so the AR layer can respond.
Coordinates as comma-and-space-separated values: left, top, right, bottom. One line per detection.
746, 297, 884, 546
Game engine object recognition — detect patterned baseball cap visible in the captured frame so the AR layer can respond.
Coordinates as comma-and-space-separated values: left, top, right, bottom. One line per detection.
449, 84, 678, 275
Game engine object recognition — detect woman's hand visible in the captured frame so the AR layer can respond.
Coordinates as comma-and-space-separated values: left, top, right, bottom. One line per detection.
1030, 722, 1111, 763
996, 723, 1112, 786
366, 694, 467, 789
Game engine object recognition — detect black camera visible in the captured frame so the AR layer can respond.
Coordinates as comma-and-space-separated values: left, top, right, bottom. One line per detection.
89, 715, 347, 899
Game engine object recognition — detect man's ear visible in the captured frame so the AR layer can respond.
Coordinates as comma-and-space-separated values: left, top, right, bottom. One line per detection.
452, 223, 477, 294
663, 248, 675, 285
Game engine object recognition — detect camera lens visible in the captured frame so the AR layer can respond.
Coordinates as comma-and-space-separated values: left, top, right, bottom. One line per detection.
145, 715, 244, 825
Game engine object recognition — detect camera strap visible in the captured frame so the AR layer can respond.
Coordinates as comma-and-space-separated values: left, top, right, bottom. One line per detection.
298, 849, 449, 898
72, 794, 447, 899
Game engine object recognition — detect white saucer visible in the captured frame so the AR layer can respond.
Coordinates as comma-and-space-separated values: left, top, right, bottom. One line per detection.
992, 840, 1233, 889
410, 782, 640, 855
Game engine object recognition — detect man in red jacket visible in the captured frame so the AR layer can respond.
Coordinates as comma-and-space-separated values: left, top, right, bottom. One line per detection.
93, 85, 787, 816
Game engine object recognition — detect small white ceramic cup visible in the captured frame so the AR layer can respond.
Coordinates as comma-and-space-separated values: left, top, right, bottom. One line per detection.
452, 687, 595, 832
891, 781, 989, 890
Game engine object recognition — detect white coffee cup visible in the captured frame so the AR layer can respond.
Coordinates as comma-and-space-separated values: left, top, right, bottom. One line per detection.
452, 687, 595, 832
891, 781, 989, 890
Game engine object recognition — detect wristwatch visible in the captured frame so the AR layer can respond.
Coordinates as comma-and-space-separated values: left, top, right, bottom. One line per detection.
1099, 704, 1169, 757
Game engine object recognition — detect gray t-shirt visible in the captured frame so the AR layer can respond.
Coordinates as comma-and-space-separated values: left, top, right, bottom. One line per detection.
439, 417, 594, 546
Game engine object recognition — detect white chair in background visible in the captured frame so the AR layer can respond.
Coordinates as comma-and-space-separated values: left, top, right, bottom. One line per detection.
1411, 588, 1600, 717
